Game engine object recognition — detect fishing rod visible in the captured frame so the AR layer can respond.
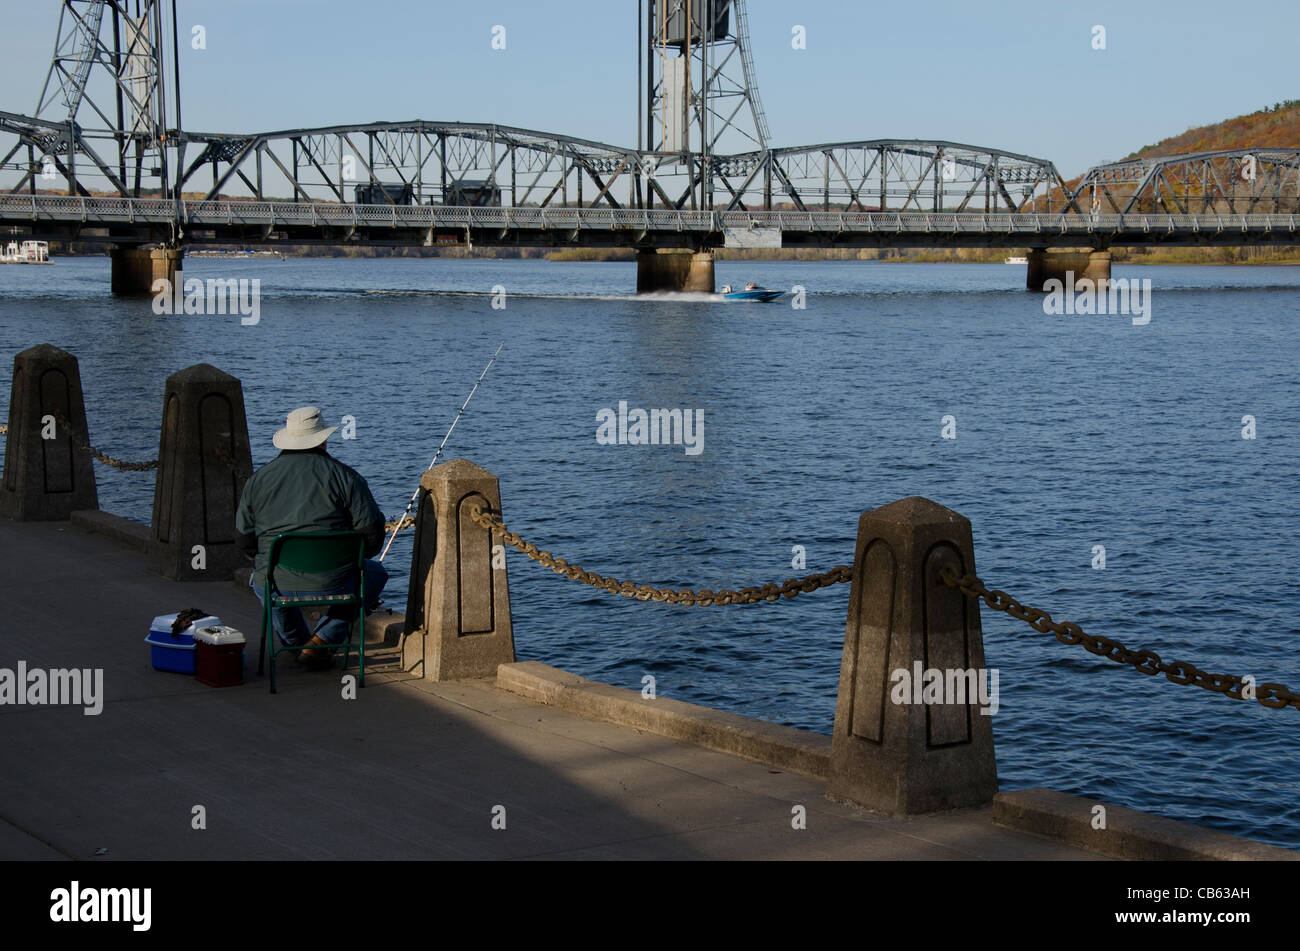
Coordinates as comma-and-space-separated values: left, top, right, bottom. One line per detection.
377, 341, 505, 563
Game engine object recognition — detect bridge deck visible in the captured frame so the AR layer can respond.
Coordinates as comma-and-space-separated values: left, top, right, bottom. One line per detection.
2, 195, 1297, 249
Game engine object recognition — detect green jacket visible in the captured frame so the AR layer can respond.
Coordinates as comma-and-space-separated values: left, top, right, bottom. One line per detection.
235, 448, 385, 591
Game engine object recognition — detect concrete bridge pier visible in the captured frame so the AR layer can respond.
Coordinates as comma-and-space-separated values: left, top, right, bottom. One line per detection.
1026, 249, 1110, 291
110, 245, 183, 297
636, 249, 715, 293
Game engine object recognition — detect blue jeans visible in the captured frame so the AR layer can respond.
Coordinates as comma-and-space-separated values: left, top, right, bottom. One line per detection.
252, 560, 388, 647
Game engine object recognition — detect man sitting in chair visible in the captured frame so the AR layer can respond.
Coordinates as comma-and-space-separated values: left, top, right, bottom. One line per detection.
236, 406, 389, 671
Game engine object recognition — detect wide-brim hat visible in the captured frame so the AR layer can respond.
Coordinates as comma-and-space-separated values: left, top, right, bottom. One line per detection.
273, 406, 338, 450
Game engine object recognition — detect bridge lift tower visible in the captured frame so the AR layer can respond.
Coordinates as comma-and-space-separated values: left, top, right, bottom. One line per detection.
642, 0, 770, 211
28, 0, 184, 293
31, 0, 178, 201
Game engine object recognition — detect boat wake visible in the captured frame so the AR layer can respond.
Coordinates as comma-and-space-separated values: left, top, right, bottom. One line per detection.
365, 288, 724, 302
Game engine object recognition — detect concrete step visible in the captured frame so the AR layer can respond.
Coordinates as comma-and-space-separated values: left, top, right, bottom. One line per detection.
496, 660, 831, 780
994, 788, 1300, 861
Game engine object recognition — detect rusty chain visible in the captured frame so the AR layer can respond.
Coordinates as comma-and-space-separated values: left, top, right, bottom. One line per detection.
938, 564, 1300, 712
4, 415, 411, 529
464, 501, 1297, 709
467, 503, 852, 606
1, 410, 253, 476
48, 410, 158, 472
5, 414, 419, 530
384, 514, 415, 533
5, 412, 1294, 710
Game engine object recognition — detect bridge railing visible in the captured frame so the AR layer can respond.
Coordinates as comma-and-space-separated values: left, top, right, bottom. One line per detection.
2, 194, 1297, 239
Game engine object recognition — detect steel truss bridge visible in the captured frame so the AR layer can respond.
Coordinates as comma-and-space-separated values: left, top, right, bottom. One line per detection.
1072, 149, 1300, 216
1, 1, 1297, 257
3, 111, 1299, 251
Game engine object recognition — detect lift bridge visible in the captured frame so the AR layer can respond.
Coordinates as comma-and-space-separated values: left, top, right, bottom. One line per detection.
2, 1, 1299, 294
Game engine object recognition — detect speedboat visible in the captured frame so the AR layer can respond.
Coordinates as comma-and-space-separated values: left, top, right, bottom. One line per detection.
721, 282, 785, 302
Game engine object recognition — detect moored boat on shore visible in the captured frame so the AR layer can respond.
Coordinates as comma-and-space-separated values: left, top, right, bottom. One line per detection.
0, 240, 50, 264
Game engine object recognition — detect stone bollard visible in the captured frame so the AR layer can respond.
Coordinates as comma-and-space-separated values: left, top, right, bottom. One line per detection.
401, 458, 515, 680
0, 343, 98, 520
828, 496, 998, 815
150, 364, 253, 581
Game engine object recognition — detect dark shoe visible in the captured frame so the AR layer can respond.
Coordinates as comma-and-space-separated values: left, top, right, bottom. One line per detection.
298, 635, 335, 671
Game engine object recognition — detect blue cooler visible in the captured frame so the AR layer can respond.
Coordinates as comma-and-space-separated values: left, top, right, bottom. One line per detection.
146, 613, 221, 674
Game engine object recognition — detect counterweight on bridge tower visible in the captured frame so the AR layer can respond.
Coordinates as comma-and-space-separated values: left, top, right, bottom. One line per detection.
644, 0, 770, 209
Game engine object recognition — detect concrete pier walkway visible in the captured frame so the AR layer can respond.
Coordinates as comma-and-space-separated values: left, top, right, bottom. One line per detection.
0, 517, 1135, 860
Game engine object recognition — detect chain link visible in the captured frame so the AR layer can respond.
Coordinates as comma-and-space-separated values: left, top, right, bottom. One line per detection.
10, 410, 254, 476
466, 503, 852, 606
8, 412, 1291, 709
7, 413, 414, 529
938, 565, 1300, 712
48, 410, 158, 472
384, 514, 415, 533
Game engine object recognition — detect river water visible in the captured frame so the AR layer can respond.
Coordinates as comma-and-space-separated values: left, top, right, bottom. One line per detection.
2, 255, 1297, 848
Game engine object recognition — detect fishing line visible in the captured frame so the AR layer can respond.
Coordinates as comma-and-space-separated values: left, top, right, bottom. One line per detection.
377, 341, 505, 563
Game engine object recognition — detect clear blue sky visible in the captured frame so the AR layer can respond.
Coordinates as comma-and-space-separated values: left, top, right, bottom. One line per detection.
1, 0, 1295, 178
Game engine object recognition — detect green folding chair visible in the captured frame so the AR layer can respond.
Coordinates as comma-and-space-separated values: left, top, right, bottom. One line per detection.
258, 531, 367, 694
